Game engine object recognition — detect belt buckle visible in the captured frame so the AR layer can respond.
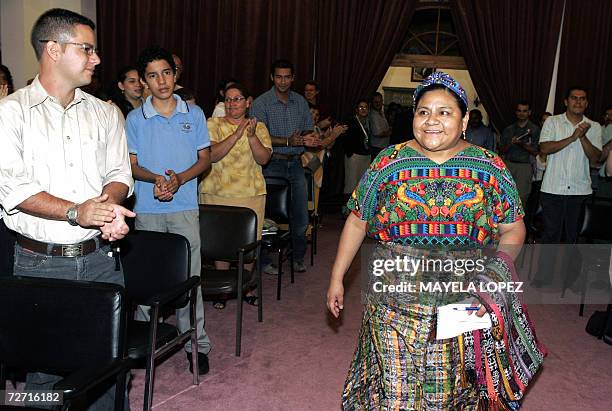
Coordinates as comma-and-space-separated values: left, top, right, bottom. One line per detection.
62, 244, 83, 257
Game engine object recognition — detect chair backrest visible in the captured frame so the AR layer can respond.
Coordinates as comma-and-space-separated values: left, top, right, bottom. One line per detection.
264, 177, 291, 224
120, 230, 191, 308
199, 204, 257, 263
303, 168, 316, 213
0, 276, 124, 373
581, 198, 612, 241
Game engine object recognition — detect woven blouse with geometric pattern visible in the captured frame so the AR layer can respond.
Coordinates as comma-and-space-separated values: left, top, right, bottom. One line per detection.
347, 143, 524, 248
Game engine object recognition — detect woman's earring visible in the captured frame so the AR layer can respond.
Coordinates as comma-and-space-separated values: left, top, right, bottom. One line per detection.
462, 130, 466, 140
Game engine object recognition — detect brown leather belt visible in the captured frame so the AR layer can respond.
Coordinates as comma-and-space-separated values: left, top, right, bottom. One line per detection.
273, 153, 301, 160
17, 235, 108, 257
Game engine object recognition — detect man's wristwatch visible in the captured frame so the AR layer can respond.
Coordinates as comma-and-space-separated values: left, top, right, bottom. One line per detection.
66, 204, 79, 226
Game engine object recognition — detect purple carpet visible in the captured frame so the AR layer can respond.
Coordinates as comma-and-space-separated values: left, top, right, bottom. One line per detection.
129, 215, 612, 410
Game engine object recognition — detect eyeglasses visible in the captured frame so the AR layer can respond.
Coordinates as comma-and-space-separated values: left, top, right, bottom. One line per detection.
225, 96, 246, 103
357, 106, 368, 110
39, 40, 99, 56
568, 95, 587, 102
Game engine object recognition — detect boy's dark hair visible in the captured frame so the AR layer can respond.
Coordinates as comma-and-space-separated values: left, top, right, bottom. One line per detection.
31, 8, 95, 60
270, 59, 294, 76
136, 46, 176, 80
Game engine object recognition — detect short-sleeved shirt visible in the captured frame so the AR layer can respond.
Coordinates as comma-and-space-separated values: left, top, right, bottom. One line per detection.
200, 117, 272, 197
500, 120, 540, 163
250, 87, 314, 155
539, 113, 602, 195
348, 143, 523, 248
466, 125, 496, 152
126, 95, 210, 214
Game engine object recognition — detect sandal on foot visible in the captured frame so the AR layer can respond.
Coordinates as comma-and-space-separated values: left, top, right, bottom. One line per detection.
213, 300, 226, 310
243, 295, 258, 306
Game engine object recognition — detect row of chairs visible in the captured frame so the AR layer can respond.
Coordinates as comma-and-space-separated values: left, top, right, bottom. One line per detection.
0, 173, 318, 410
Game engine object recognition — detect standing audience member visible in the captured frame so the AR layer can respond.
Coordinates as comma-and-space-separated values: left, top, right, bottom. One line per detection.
199, 82, 272, 309
173, 53, 184, 90
500, 102, 540, 210
0, 8, 135, 409
251, 59, 318, 273
465, 109, 496, 151
534, 87, 602, 286
343, 100, 372, 204
368, 91, 391, 159
126, 46, 212, 375
0, 64, 16, 277
110, 65, 143, 118
0, 64, 14, 98
211, 79, 236, 118
304, 80, 332, 130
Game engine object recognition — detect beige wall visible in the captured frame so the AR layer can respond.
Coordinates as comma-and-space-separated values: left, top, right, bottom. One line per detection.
0, 0, 96, 89
378, 66, 492, 126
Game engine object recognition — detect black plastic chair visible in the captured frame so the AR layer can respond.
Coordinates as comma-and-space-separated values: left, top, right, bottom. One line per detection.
0, 276, 129, 411
199, 204, 262, 356
120, 230, 200, 411
263, 177, 295, 300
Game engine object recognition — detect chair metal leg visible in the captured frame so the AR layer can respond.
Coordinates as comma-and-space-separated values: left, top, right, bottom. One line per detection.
256, 246, 263, 322
114, 370, 127, 411
190, 286, 200, 387
277, 249, 282, 300
236, 254, 244, 356
143, 306, 160, 411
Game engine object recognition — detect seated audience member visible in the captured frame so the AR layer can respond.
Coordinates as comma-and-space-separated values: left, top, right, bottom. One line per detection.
211, 79, 237, 118
199, 83, 272, 309
368, 91, 391, 159
175, 87, 197, 105
304, 80, 332, 130
343, 99, 372, 206
109, 65, 143, 118
126, 46, 212, 375
540, 111, 552, 128
500, 101, 540, 210
466, 109, 496, 151
0, 64, 14, 98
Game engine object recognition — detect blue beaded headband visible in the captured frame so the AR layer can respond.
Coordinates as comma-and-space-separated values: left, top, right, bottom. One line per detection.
413, 71, 468, 109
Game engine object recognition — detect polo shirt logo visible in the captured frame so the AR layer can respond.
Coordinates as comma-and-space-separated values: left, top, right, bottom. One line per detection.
179, 122, 193, 133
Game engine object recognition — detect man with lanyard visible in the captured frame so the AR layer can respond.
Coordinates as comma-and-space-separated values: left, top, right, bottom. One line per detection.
0, 8, 134, 409
251, 59, 318, 273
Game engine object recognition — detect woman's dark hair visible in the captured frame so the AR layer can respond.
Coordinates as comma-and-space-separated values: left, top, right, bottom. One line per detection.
354, 99, 369, 110
224, 82, 251, 100
175, 87, 196, 102
0, 64, 14, 94
414, 84, 467, 117
215, 78, 237, 104
109, 65, 139, 118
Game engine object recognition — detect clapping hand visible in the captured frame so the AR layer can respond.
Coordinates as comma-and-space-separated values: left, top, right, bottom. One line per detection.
100, 204, 136, 241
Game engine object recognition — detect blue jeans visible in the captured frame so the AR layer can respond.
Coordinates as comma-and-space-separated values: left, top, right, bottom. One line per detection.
263, 157, 308, 262
13, 241, 127, 411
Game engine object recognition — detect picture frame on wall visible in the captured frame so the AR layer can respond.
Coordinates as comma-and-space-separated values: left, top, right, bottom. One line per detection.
411, 67, 435, 82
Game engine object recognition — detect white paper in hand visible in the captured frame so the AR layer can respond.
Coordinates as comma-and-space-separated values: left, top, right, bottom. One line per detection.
436, 303, 492, 340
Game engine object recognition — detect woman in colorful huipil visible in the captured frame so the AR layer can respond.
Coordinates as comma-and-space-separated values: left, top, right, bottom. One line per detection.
327, 72, 545, 410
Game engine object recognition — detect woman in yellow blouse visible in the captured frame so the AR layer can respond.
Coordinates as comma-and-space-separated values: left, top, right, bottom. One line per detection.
199, 83, 272, 308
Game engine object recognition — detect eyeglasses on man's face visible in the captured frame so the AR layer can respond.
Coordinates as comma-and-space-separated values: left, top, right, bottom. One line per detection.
225, 96, 246, 103
39, 40, 99, 56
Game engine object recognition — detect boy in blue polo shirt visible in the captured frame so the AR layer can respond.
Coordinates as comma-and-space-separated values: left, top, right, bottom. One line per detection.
126, 46, 212, 375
